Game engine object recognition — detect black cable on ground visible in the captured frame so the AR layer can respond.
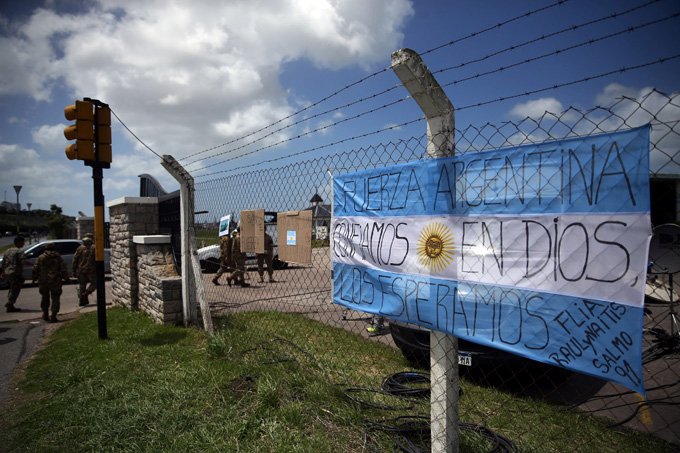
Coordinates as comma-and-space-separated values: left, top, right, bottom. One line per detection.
460, 422, 520, 453
381, 371, 430, 399
365, 415, 520, 453
230, 335, 520, 452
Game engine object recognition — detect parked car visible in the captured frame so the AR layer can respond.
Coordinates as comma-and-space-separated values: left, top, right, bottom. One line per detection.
389, 320, 522, 369
0, 239, 111, 287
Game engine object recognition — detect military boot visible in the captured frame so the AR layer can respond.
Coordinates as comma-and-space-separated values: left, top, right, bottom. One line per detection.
50, 314, 59, 323
42, 311, 49, 321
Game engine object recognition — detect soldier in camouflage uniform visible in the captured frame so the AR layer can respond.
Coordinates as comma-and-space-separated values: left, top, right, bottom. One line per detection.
212, 234, 234, 286
256, 232, 276, 283
231, 228, 250, 287
72, 234, 96, 306
32, 242, 69, 322
1, 235, 26, 312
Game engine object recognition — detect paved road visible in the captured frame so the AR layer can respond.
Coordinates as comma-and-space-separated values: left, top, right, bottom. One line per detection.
0, 322, 43, 408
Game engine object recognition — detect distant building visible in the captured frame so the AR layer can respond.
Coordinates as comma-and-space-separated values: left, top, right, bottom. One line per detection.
304, 193, 331, 240
0, 201, 19, 211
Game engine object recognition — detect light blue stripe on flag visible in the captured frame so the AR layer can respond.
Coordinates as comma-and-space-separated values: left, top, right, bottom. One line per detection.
334, 126, 650, 218
334, 262, 645, 394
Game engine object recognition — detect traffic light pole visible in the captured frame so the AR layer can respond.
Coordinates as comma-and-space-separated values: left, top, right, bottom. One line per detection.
92, 161, 107, 339
64, 97, 111, 340
86, 97, 109, 340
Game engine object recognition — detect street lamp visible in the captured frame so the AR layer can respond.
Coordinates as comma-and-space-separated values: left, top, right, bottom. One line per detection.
13, 185, 21, 234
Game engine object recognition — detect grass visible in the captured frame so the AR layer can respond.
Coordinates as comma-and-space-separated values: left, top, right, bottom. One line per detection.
0, 308, 674, 452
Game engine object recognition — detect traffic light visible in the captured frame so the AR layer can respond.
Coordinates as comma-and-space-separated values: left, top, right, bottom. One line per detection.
96, 105, 112, 164
64, 100, 95, 161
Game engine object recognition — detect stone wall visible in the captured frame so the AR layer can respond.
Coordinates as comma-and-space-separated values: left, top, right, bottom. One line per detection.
106, 197, 184, 325
108, 197, 159, 309
135, 237, 182, 325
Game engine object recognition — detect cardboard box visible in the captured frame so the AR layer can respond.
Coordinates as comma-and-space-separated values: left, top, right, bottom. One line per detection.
240, 209, 265, 253
277, 210, 312, 265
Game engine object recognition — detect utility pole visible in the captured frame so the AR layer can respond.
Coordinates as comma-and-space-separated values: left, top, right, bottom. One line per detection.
13, 185, 22, 234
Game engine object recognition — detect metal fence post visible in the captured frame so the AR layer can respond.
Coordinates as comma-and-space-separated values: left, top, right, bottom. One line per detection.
391, 48, 458, 453
161, 155, 213, 332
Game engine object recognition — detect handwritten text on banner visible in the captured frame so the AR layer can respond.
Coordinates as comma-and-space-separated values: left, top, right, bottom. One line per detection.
332, 126, 651, 393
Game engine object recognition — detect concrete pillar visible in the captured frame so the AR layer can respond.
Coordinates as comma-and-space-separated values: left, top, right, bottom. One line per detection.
392, 48, 459, 453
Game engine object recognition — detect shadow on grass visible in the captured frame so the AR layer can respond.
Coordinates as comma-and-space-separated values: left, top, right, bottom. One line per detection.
139, 330, 188, 346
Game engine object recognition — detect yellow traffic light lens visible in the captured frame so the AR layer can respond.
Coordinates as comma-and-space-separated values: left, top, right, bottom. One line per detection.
64, 104, 77, 121
65, 144, 77, 160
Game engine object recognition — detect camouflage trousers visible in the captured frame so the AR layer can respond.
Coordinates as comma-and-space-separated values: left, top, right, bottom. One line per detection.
232, 254, 247, 284
39, 285, 62, 315
77, 272, 96, 299
215, 259, 234, 280
257, 253, 273, 280
4, 275, 24, 307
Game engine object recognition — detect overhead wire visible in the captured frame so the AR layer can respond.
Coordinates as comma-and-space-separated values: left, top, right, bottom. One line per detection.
110, 108, 162, 159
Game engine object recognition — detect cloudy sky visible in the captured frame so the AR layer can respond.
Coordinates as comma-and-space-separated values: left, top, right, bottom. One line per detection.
0, 0, 679, 217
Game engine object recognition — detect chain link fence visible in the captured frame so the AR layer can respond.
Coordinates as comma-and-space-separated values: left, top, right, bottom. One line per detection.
193, 89, 679, 451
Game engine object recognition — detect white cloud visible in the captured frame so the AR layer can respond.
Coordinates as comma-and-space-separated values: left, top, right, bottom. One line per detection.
502, 84, 680, 175
0, 0, 413, 215
508, 97, 564, 119
0, 143, 90, 213
594, 82, 639, 107
31, 124, 65, 148
0, 0, 413, 158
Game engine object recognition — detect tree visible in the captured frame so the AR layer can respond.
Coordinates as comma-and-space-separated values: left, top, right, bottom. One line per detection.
47, 204, 69, 239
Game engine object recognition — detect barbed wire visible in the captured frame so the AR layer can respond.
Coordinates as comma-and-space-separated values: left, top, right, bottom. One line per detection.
419, 0, 570, 58
184, 0, 666, 169
189, 96, 413, 172
194, 54, 679, 179
183, 86, 406, 168
194, 117, 424, 179
432, 0, 669, 77
452, 53, 680, 109
178, 0, 569, 164
442, 12, 680, 89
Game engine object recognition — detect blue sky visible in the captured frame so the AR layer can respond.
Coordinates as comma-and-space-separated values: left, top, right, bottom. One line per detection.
0, 0, 679, 217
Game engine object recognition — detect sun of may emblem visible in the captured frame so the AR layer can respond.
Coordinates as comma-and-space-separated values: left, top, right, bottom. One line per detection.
416, 222, 455, 272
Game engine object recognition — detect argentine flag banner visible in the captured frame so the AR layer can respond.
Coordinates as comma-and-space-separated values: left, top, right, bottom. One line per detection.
332, 126, 651, 394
